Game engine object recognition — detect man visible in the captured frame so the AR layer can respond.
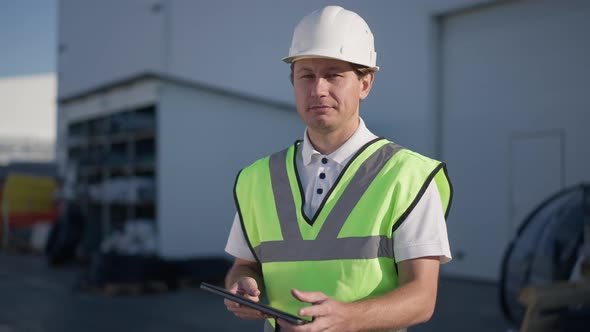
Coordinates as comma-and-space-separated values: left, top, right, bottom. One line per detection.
224, 5, 452, 332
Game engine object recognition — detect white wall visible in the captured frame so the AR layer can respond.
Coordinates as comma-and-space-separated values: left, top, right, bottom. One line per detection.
157, 82, 303, 258
0, 73, 56, 163
0, 73, 56, 140
57, 0, 165, 98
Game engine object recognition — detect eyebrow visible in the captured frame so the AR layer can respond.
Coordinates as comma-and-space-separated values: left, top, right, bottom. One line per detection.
296, 66, 348, 73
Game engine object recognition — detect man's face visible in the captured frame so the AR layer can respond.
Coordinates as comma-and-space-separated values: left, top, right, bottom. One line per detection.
292, 58, 373, 135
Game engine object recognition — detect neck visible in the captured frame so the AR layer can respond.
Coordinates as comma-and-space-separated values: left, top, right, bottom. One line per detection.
307, 119, 360, 155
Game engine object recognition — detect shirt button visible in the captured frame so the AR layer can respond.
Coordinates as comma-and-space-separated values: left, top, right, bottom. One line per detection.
316, 188, 323, 195
319, 173, 326, 179
321, 157, 328, 164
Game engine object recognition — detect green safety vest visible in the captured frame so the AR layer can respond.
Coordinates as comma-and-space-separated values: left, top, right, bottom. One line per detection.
234, 138, 452, 327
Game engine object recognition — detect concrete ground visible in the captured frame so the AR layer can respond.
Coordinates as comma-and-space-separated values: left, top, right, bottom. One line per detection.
0, 251, 514, 332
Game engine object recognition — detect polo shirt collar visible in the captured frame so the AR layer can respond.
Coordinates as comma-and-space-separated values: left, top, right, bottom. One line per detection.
300, 118, 377, 166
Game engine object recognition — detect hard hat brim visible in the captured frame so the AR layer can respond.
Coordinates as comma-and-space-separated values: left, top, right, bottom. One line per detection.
282, 54, 379, 72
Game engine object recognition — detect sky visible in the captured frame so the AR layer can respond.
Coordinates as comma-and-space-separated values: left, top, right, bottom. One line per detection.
0, 1, 57, 142
0, 0, 56, 77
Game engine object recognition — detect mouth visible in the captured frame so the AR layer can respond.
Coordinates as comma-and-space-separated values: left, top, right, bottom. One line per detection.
308, 105, 333, 112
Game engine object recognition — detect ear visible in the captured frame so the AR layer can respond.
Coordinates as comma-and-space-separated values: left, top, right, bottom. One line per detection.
359, 72, 375, 100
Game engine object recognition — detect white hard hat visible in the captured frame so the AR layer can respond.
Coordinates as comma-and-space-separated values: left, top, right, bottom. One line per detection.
283, 6, 379, 71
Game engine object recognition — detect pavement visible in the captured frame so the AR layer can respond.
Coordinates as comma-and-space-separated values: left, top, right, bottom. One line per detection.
0, 251, 513, 332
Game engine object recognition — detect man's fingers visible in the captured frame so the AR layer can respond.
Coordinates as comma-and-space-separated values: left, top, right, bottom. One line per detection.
291, 289, 328, 304
276, 318, 296, 330
224, 278, 266, 321
224, 298, 240, 308
240, 293, 260, 302
225, 299, 267, 319
235, 310, 266, 320
298, 304, 326, 319
238, 277, 261, 297
278, 317, 320, 331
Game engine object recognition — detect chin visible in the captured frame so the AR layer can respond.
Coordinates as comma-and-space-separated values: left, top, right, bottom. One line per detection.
309, 121, 335, 133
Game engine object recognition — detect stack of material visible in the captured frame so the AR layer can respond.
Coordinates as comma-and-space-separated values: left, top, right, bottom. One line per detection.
100, 220, 157, 256
87, 177, 155, 204
76, 219, 231, 295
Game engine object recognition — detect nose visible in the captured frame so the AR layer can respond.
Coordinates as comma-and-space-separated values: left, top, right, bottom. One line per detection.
311, 78, 328, 98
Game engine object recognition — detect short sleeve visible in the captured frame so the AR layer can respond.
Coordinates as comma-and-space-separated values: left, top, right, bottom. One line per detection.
224, 213, 257, 262
393, 180, 452, 264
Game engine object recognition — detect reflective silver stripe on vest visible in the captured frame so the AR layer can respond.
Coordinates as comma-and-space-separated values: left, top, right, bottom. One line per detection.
261, 142, 403, 263
254, 235, 394, 262
269, 148, 301, 241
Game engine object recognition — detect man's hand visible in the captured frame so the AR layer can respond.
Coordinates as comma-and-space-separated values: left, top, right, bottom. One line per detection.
277, 289, 358, 332
224, 277, 268, 320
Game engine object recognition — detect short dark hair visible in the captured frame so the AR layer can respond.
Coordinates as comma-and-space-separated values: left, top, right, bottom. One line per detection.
289, 62, 374, 84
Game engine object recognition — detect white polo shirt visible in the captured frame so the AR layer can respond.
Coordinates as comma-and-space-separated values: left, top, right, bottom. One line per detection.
225, 119, 451, 264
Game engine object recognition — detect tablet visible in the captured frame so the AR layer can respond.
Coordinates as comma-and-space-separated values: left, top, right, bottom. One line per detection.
200, 282, 310, 325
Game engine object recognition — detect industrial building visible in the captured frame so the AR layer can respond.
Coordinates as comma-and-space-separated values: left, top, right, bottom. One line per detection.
0, 73, 56, 164
55, 0, 590, 283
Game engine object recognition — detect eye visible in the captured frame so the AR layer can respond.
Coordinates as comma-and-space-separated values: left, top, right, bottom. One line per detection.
298, 74, 314, 80
326, 73, 343, 79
